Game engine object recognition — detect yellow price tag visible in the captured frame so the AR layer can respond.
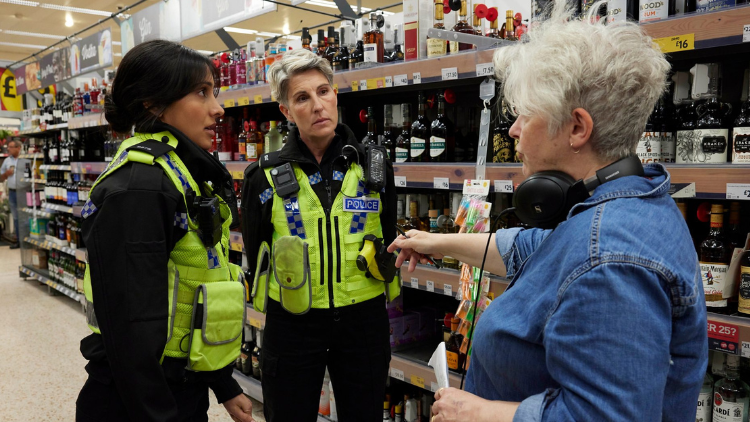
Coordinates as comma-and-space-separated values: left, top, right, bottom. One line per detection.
230, 241, 243, 252
231, 170, 244, 180
352, 80, 358, 92
254, 95, 263, 104
249, 318, 262, 329
653, 33, 694, 53
223, 98, 236, 108
411, 375, 425, 388
271, 93, 277, 102
238, 96, 250, 106
367, 78, 386, 90
333, 83, 338, 94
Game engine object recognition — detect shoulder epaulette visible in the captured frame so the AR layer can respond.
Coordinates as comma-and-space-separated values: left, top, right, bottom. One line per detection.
126, 137, 176, 158
259, 150, 285, 169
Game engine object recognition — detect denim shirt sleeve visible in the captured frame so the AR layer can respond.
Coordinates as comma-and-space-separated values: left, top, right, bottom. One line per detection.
512, 263, 674, 422
495, 228, 552, 278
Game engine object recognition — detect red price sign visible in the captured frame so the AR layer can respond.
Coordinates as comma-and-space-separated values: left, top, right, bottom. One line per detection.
708, 320, 740, 354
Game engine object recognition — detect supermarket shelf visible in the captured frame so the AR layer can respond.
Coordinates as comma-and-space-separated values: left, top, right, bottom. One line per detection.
17, 123, 68, 135
707, 312, 750, 356
24, 236, 79, 257
21, 207, 53, 218
40, 202, 74, 214
217, 49, 495, 107
21, 178, 46, 184
19, 265, 83, 304
666, 164, 750, 199
224, 161, 250, 180
68, 113, 107, 129
394, 163, 478, 190
70, 161, 108, 174
390, 346, 462, 391
75, 248, 87, 262
642, 5, 750, 52
402, 264, 509, 299
232, 370, 263, 402
72, 205, 83, 218
230, 231, 244, 253
246, 305, 266, 330
39, 164, 72, 171
19, 153, 43, 160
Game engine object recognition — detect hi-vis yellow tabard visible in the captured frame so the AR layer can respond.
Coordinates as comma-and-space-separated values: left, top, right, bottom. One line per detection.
83, 132, 245, 371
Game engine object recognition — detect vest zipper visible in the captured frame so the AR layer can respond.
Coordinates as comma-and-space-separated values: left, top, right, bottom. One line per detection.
324, 179, 332, 209
318, 218, 325, 287
325, 211, 335, 308
334, 216, 341, 283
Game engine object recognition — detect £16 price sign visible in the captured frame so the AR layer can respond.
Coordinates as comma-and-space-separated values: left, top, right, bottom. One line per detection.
708, 320, 740, 355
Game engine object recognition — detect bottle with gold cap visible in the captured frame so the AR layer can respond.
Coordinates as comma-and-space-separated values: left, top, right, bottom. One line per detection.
739, 248, 750, 316
472, 5, 484, 35
700, 204, 733, 314
383, 401, 393, 422
446, 316, 465, 372
427, 0, 449, 57
486, 7, 501, 38
501, 10, 517, 41
450, 0, 475, 52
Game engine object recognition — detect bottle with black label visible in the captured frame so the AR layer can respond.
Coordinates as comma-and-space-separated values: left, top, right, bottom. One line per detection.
410, 93, 430, 162
638, 103, 662, 164
381, 105, 396, 161
676, 97, 698, 164
740, 249, 750, 316
701, 204, 733, 314
491, 97, 515, 163
733, 75, 750, 164
695, 63, 732, 164
395, 104, 411, 163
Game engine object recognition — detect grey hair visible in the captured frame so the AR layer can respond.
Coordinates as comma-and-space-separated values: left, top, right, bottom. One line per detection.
7, 139, 22, 148
493, 0, 670, 161
268, 48, 334, 106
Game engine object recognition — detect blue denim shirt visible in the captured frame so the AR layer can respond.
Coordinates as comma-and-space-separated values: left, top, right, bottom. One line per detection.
466, 164, 707, 422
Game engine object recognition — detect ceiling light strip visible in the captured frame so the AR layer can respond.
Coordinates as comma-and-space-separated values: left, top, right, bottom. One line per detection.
0, 41, 49, 49
0, 29, 66, 39
0, 0, 39, 6
39, 3, 112, 17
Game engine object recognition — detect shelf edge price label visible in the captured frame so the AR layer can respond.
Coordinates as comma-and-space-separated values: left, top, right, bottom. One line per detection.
494, 180, 514, 193
443, 283, 453, 297
384, 76, 393, 87
223, 98, 236, 108
394, 175, 407, 187
359, 80, 368, 91
413, 72, 422, 84
426, 280, 435, 292
352, 80, 358, 91
743, 341, 750, 359
249, 318, 262, 329
394, 74, 408, 86
708, 320, 740, 355
726, 183, 750, 200
253, 95, 263, 104
430, 382, 439, 392
411, 375, 425, 388
434, 177, 450, 189
390, 367, 405, 382
410, 277, 419, 289
653, 33, 694, 53
238, 96, 250, 106
333, 83, 339, 94
441, 67, 458, 81
744, 24, 750, 43
476, 63, 494, 77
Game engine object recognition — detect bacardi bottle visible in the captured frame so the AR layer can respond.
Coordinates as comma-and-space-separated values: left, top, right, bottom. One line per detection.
701, 204, 732, 314
713, 355, 750, 422
697, 371, 713, 422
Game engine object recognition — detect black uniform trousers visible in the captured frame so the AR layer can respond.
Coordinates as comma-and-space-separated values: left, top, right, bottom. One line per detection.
261, 295, 391, 422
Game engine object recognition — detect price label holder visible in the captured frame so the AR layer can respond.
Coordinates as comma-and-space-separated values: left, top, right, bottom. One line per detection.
744, 24, 750, 43
431, 382, 439, 392
444, 283, 453, 297
653, 33, 695, 53
253, 95, 263, 104
413, 72, 422, 84
476, 63, 494, 77
743, 341, 750, 358
238, 96, 250, 106
223, 99, 236, 108
727, 183, 750, 200
359, 80, 368, 91
410, 277, 419, 289
352, 81, 358, 92
385, 76, 393, 87
395, 74, 409, 86
463, 179, 491, 196
367, 78, 387, 90
249, 318, 262, 329
394, 175, 407, 188
426, 280, 435, 292
494, 180, 514, 193
708, 320, 740, 355
390, 367, 405, 382
434, 177, 450, 189
411, 375, 425, 389
442, 67, 458, 81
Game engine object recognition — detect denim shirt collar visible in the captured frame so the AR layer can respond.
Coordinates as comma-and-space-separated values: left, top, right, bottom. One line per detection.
568, 163, 670, 218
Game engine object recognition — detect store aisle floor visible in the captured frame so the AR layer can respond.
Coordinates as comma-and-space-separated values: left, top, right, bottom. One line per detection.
0, 246, 264, 421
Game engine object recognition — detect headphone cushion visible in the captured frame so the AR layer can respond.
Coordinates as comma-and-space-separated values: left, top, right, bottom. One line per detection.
512, 171, 577, 229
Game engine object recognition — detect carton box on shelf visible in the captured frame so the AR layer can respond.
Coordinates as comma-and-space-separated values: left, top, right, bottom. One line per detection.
404, 0, 433, 60
31, 250, 47, 269
28, 218, 48, 237
387, 293, 404, 318
390, 316, 404, 348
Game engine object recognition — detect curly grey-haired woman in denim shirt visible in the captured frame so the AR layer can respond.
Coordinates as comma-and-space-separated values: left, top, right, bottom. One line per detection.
388, 2, 707, 421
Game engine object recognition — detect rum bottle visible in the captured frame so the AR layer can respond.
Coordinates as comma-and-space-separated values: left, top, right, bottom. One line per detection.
316, 29, 327, 56
429, 94, 451, 162
426, 0, 449, 57
701, 204, 732, 314
363, 13, 385, 63
302, 27, 312, 51
246, 120, 263, 163
486, 8, 501, 38
733, 77, 750, 164
695, 63, 732, 164
713, 355, 750, 421
349, 41, 364, 68
675, 97, 698, 164
410, 93, 430, 162
395, 104, 411, 163
739, 249, 750, 316
450, 0, 475, 52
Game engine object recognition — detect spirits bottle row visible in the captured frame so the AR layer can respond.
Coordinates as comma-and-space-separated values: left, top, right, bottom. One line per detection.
211, 108, 290, 162
699, 351, 750, 422
43, 171, 93, 207
534, 0, 745, 24
40, 130, 106, 165
236, 326, 263, 380
43, 214, 85, 251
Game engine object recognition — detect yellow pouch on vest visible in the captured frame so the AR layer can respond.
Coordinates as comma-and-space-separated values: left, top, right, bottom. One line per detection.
252, 242, 271, 313
273, 236, 312, 315
187, 282, 246, 372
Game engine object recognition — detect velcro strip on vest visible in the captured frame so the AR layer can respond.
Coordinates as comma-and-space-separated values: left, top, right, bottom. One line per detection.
283, 195, 307, 239
349, 181, 369, 234
308, 172, 323, 185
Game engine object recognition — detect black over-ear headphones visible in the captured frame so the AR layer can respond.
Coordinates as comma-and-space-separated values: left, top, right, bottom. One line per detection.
511, 155, 644, 229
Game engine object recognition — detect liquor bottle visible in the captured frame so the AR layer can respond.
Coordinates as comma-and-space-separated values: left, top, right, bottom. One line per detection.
395, 104, 411, 163
675, 96, 698, 163
638, 103, 662, 164
696, 63, 732, 164
500, 10, 516, 41
733, 79, 750, 164
394, 404, 403, 422
238, 117, 248, 162
472, 6, 483, 36
446, 317, 465, 373
90, 79, 101, 105
396, 196, 407, 228
383, 402, 393, 422
659, 89, 676, 163
349, 40, 364, 68
740, 249, 750, 316
639, 0, 669, 22
251, 331, 262, 379
382, 105, 396, 160
728, 202, 746, 250
405, 196, 426, 231
241, 331, 254, 375
450, 0, 475, 52
325, 26, 338, 64
410, 93, 430, 162
606, 0, 638, 22
486, 8, 501, 38
363, 13, 385, 63
265, 121, 283, 153
362, 107, 378, 147
334, 30, 350, 71
427, 0, 449, 58
404, 394, 418, 422
430, 94, 450, 162
236, 49, 247, 86
713, 355, 750, 421
697, 370, 714, 421
302, 27, 312, 51
429, 210, 440, 233
317, 29, 327, 56
701, 204, 732, 314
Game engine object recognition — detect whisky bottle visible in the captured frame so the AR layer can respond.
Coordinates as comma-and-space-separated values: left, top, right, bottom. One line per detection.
492, 98, 515, 163
486, 8, 501, 38
429, 94, 451, 162
395, 104, 411, 163
426, 0, 449, 57
382, 105, 396, 161
739, 249, 750, 316
405, 197, 426, 231
396, 196, 407, 228
472, 6, 483, 35
325, 26, 338, 64
410, 93, 431, 162
316, 29, 327, 57
450, 0, 475, 52
733, 78, 750, 164
302, 27, 312, 51
501, 10, 516, 41
246, 120, 263, 163
701, 204, 732, 314
363, 107, 378, 147
713, 356, 750, 421
363, 13, 385, 63
695, 63, 731, 164
333, 31, 349, 71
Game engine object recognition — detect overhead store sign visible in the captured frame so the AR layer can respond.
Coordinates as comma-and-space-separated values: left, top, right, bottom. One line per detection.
12, 28, 113, 95
179, 0, 277, 41
0, 68, 23, 111
120, 0, 182, 55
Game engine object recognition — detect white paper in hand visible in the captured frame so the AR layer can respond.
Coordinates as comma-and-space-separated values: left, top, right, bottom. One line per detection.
428, 342, 450, 390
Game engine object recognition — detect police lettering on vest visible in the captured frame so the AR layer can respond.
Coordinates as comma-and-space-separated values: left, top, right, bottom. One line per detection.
343, 197, 380, 213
